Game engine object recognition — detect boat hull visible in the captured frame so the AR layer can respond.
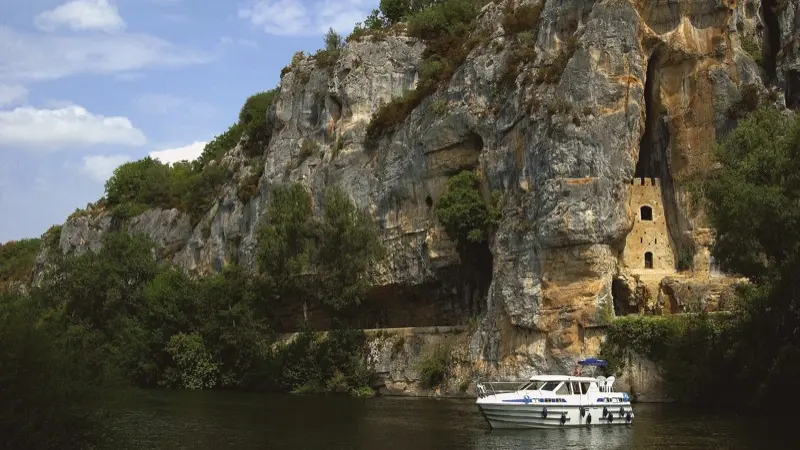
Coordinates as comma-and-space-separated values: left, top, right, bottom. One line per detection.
477, 403, 634, 429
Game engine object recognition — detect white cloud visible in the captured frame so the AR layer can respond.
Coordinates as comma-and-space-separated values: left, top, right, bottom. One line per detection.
0, 26, 211, 83
150, 141, 206, 164
81, 154, 131, 182
0, 85, 28, 107
0, 105, 147, 151
35, 0, 126, 33
238, 0, 373, 36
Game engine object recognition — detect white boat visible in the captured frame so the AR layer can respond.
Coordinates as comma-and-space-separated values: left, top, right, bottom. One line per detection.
475, 358, 634, 429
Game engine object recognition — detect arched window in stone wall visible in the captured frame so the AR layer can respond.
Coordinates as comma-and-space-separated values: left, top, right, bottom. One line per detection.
640, 205, 653, 221
644, 252, 654, 269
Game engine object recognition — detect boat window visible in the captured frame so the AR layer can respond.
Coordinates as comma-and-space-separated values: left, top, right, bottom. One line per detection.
519, 382, 535, 390
570, 382, 582, 394
581, 382, 592, 393
555, 383, 570, 396
537, 381, 561, 391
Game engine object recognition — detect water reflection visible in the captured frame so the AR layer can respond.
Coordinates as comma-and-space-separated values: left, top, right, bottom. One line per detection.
101, 390, 797, 450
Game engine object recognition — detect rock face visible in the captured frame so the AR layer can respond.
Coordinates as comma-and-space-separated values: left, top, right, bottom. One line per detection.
32, 0, 799, 395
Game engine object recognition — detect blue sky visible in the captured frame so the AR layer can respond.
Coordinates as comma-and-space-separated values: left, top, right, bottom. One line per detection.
0, 0, 378, 243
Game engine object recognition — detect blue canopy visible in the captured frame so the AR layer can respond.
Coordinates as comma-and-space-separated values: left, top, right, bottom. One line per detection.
577, 357, 607, 367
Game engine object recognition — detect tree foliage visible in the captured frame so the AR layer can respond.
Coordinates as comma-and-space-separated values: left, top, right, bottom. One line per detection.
103, 88, 279, 224
238, 89, 279, 157
0, 293, 104, 449
256, 183, 386, 313
695, 107, 800, 406
0, 238, 41, 291
699, 108, 800, 283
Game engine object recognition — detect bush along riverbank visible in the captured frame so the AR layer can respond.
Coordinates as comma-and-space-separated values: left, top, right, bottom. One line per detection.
600, 107, 800, 410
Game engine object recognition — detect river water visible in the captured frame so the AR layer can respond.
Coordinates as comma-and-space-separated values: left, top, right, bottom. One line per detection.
101, 390, 795, 450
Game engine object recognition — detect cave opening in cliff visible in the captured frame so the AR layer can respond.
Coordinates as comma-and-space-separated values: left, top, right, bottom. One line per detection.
635, 50, 670, 179
611, 278, 638, 316
761, 0, 782, 81
634, 48, 697, 271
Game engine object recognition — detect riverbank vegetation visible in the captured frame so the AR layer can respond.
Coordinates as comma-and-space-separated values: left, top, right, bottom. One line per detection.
0, 180, 383, 446
0, 292, 104, 449
601, 107, 800, 409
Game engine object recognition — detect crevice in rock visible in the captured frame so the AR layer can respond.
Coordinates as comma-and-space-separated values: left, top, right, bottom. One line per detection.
635, 48, 696, 271
459, 241, 493, 320
786, 70, 800, 110
327, 95, 343, 122
762, 0, 782, 81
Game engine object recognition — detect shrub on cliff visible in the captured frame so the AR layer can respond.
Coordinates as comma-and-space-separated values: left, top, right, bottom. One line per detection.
435, 170, 490, 245
364, 0, 488, 149
198, 123, 244, 169
416, 344, 452, 389
239, 89, 278, 157
103, 87, 279, 224
105, 157, 174, 210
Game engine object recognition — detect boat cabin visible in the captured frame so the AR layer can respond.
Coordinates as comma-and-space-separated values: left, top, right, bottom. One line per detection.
518, 375, 602, 397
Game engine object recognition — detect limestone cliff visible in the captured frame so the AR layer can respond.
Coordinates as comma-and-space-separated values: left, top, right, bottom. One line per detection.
32, 0, 800, 393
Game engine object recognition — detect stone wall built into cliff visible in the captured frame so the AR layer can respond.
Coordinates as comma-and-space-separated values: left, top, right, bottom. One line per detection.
623, 177, 676, 274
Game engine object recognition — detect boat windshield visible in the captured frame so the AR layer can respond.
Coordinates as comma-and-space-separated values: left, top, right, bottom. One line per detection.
521, 381, 561, 391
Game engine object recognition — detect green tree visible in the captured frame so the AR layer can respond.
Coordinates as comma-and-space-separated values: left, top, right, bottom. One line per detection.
695, 107, 800, 406
324, 27, 344, 51
317, 186, 385, 312
45, 232, 158, 330
194, 265, 272, 389
41, 232, 161, 385
257, 183, 319, 305
104, 157, 173, 209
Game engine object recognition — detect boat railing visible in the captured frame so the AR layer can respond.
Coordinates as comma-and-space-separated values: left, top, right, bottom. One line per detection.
475, 381, 526, 398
